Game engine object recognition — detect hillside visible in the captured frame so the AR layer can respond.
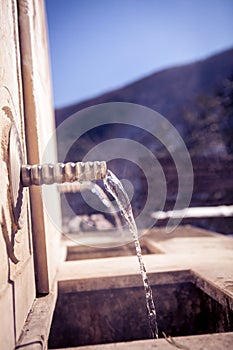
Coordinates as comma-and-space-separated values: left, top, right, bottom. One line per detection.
56, 47, 232, 145
55, 48, 233, 234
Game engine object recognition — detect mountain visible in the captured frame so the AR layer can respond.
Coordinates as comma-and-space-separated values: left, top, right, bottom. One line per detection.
56, 48, 232, 122
55, 48, 233, 234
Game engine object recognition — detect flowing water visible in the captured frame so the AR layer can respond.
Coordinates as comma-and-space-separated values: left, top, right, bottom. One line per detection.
103, 170, 158, 338
58, 181, 121, 229
89, 182, 122, 229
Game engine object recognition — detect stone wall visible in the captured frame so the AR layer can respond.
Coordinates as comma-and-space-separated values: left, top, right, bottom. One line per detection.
0, 1, 61, 349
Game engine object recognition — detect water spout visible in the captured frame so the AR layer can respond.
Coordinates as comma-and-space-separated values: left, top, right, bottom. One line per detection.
21, 161, 107, 186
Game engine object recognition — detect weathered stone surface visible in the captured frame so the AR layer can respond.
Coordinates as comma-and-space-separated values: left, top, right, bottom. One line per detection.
0, 1, 62, 348
16, 286, 57, 350
52, 332, 233, 350
18, 0, 62, 294
48, 226, 233, 349
49, 279, 232, 348
0, 1, 36, 348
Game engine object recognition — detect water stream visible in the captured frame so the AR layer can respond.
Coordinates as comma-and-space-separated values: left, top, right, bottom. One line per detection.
103, 169, 158, 339
58, 181, 121, 229
89, 182, 122, 229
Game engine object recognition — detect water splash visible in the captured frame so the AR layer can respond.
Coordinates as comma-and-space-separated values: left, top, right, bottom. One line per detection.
89, 182, 122, 229
57, 181, 121, 229
103, 170, 158, 338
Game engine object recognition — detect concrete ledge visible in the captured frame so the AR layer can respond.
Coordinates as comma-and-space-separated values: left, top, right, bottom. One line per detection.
57, 226, 233, 300
16, 285, 57, 350
53, 332, 233, 349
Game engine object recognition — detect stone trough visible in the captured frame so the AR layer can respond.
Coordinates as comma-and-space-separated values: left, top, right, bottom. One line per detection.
46, 225, 233, 350
48, 270, 232, 348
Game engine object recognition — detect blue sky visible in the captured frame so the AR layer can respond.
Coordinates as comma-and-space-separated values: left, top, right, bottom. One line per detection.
45, 0, 233, 108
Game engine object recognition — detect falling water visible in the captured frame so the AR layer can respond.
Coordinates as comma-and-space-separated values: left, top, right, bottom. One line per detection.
89, 182, 122, 229
103, 170, 158, 339
57, 181, 121, 229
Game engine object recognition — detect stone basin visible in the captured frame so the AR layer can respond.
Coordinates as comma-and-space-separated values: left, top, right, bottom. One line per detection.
19, 225, 233, 350
48, 269, 233, 349
66, 238, 163, 261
